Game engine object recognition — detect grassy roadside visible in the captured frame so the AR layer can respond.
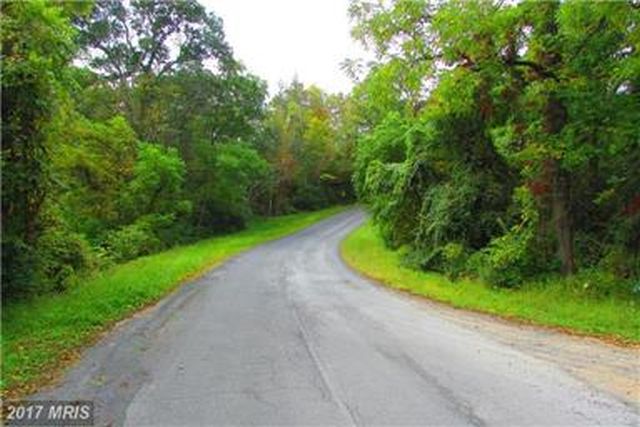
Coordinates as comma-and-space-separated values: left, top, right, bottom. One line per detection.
341, 221, 640, 344
1, 206, 347, 398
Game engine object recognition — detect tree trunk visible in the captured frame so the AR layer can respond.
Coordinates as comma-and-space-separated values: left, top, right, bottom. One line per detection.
550, 161, 576, 275
543, 91, 576, 275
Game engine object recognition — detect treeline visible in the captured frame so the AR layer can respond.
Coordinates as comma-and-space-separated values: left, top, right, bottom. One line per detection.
1, 0, 353, 298
4, 0, 638, 300
348, 0, 639, 289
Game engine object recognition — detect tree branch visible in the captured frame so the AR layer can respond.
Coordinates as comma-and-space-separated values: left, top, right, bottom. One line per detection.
503, 58, 559, 81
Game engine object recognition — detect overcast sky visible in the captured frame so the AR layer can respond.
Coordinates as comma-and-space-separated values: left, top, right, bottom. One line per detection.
201, 0, 367, 94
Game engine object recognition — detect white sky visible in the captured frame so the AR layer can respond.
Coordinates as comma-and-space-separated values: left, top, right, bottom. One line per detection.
201, 0, 367, 95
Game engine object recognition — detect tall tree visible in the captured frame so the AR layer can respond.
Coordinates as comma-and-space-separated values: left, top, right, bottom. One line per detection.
1, 0, 89, 293
350, 0, 639, 282
266, 81, 353, 213
75, 0, 234, 82
74, 0, 236, 137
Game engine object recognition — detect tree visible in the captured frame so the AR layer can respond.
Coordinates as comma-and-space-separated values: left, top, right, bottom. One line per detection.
75, 0, 234, 82
1, 0, 90, 294
74, 0, 237, 138
349, 0, 640, 283
74, 1, 271, 235
48, 115, 138, 238
265, 81, 354, 213
3, 0, 356, 300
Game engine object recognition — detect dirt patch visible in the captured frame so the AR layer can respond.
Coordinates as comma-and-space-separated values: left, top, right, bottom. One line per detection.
392, 287, 639, 405
340, 248, 640, 407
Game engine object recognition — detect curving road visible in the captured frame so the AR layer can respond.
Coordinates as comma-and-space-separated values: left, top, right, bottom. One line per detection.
36, 209, 639, 426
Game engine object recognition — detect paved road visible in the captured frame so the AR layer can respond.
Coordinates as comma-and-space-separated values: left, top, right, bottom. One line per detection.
36, 210, 639, 426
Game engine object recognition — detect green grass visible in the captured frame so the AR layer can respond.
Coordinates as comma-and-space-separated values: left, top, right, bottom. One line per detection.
341, 221, 640, 344
1, 206, 346, 397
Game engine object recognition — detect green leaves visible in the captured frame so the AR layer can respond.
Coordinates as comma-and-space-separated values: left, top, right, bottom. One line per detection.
207, 143, 271, 224
2, 0, 88, 295
75, 0, 235, 81
122, 142, 187, 219
351, 0, 639, 285
3, 0, 356, 300
265, 81, 355, 213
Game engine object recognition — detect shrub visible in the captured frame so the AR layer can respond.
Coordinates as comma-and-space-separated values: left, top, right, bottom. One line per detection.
103, 215, 171, 262
292, 182, 329, 211
599, 245, 640, 279
35, 228, 95, 292
472, 186, 538, 288
442, 242, 468, 280
1, 238, 37, 298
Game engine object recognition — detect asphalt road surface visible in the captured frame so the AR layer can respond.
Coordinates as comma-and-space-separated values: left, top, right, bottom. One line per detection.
35, 209, 639, 426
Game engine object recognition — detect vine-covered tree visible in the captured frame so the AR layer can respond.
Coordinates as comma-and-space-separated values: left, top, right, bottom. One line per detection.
350, 0, 639, 286
1, 0, 91, 293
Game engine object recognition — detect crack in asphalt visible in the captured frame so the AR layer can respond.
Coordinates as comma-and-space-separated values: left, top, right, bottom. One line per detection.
283, 264, 361, 426
374, 345, 487, 427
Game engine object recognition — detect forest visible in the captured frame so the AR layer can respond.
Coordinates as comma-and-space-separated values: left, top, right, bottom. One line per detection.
2, 0, 354, 298
348, 0, 639, 293
2, 0, 639, 302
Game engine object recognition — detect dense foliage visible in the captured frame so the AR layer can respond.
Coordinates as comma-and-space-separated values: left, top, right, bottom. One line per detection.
265, 82, 355, 213
3, 0, 638, 300
349, 0, 639, 289
1, 0, 353, 298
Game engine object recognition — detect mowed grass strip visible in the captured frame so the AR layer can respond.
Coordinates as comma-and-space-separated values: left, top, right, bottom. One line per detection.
341, 222, 640, 344
2, 206, 346, 397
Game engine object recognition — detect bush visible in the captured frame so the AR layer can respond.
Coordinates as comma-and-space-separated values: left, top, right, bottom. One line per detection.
469, 187, 539, 288
35, 228, 95, 292
103, 215, 172, 262
292, 182, 329, 211
2, 238, 37, 298
599, 245, 640, 279
477, 226, 533, 287
442, 242, 468, 280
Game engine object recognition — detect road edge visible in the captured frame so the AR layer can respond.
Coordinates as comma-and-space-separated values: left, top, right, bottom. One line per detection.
338, 222, 640, 349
